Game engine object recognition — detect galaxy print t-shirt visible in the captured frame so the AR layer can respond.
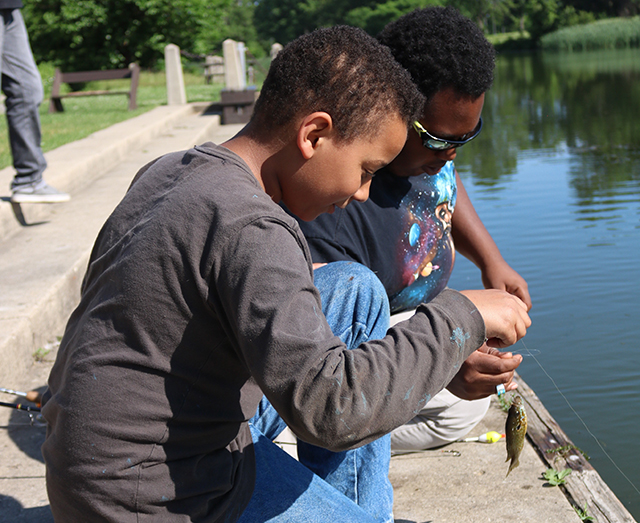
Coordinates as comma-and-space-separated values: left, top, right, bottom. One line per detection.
297, 162, 457, 314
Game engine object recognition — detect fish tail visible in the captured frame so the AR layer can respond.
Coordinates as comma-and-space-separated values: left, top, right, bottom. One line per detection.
505, 457, 520, 477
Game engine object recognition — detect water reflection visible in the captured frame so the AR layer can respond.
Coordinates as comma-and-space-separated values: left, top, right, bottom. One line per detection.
449, 48, 640, 518
457, 48, 640, 228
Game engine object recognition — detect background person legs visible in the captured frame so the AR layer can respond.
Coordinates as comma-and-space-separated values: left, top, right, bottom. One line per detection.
1, 8, 68, 203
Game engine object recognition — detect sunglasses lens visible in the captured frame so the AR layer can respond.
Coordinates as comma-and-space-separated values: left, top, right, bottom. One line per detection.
426, 139, 453, 150
414, 119, 481, 151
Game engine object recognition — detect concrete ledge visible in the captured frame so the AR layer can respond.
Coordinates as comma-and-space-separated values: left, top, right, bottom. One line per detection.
0, 107, 230, 389
0, 104, 205, 243
0, 253, 88, 388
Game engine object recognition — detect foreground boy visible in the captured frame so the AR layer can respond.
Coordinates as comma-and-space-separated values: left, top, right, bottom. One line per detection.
41, 26, 530, 522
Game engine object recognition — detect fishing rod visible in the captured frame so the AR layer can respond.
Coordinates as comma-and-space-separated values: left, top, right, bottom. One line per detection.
0, 387, 42, 405
0, 386, 44, 428
0, 400, 41, 413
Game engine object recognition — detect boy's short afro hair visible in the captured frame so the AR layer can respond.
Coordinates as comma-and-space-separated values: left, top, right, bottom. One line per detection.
377, 7, 495, 102
251, 25, 424, 142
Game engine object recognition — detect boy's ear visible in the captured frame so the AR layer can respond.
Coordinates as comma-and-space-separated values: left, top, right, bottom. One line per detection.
296, 112, 334, 160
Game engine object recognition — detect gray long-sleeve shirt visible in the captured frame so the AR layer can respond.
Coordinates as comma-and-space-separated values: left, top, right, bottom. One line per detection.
42, 143, 485, 522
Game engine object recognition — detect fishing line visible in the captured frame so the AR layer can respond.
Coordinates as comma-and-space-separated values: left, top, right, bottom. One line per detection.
510, 347, 540, 357
519, 339, 640, 496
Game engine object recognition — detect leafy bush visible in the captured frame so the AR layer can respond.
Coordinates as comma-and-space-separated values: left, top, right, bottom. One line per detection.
345, 0, 442, 36
23, 0, 231, 71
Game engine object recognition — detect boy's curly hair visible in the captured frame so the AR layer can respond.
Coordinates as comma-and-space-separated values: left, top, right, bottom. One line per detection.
377, 7, 495, 102
250, 26, 424, 142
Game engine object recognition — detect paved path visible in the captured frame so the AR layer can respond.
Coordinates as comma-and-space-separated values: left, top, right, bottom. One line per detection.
389, 394, 580, 523
0, 105, 582, 522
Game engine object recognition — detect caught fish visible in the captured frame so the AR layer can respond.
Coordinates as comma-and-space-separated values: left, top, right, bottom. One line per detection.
505, 395, 527, 477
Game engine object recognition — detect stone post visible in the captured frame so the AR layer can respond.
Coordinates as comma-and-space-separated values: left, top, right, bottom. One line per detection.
165, 44, 186, 105
220, 39, 255, 124
270, 43, 283, 61
223, 39, 246, 90
238, 42, 247, 85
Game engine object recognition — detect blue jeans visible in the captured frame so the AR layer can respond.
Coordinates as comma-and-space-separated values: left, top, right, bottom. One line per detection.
0, 9, 47, 188
239, 261, 393, 523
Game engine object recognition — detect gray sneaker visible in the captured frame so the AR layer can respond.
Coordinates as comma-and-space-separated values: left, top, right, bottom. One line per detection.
10, 181, 70, 204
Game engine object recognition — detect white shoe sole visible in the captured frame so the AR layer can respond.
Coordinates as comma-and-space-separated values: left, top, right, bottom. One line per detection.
10, 193, 71, 204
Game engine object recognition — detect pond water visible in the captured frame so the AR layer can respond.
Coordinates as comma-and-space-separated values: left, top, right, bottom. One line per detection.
449, 47, 640, 517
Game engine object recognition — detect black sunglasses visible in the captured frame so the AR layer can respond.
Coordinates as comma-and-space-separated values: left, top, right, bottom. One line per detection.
412, 118, 483, 151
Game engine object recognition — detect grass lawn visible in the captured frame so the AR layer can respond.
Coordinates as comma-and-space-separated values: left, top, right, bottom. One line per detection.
0, 69, 226, 171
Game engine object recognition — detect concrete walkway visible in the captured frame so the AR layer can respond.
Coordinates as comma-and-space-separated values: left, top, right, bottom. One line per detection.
389, 395, 581, 523
0, 104, 582, 522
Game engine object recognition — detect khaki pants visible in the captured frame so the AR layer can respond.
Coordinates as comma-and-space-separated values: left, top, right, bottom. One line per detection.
389, 310, 490, 453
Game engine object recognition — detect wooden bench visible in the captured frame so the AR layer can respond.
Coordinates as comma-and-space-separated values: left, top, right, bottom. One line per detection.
203, 55, 224, 84
48, 63, 140, 113
219, 89, 257, 124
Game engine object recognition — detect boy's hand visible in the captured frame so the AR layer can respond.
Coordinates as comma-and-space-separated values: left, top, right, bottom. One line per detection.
460, 289, 530, 349
481, 260, 532, 311
446, 345, 521, 400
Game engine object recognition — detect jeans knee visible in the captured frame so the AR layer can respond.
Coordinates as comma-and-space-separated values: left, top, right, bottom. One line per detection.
317, 261, 387, 307
344, 263, 388, 306
3, 71, 44, 107
315, 261, 390, 344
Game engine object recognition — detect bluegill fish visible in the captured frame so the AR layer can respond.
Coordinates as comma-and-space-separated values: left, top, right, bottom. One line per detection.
505, 395, 527, 477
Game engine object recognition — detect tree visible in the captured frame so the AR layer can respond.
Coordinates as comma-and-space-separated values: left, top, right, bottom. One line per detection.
250, 0, 628, 50
449, 0, 515, 32
23, 0, 232, 71
253, 0, 323, 45
345, 0, 443, 36
524, 0, 561, 40
567, 0, 640, 16
221, 0, 266, 57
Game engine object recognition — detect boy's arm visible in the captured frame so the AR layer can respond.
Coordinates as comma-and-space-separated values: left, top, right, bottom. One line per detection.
452, 172, 532, 310
218, 217, 487, 451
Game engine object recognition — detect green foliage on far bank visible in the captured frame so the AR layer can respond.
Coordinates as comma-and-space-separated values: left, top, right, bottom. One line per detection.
541, 15, 640, 51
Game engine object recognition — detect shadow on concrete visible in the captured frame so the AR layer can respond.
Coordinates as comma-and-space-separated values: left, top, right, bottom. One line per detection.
0, 495, 53, 523
0, 197, 48, 227
201, 102, 223, 117
6, 385, 48, 464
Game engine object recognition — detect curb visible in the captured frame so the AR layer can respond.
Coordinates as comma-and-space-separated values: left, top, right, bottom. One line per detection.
0, 103, 224, 389
0, 104, 203, 243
